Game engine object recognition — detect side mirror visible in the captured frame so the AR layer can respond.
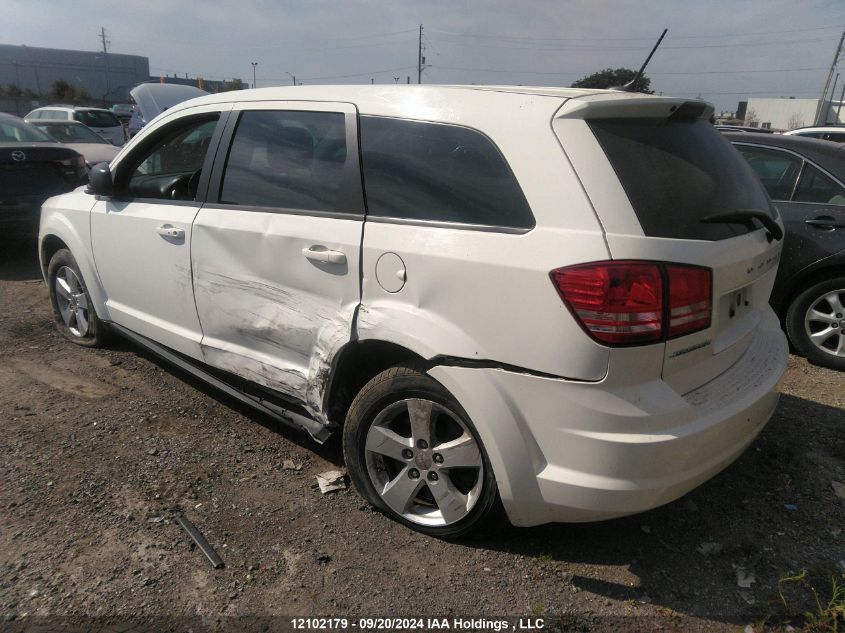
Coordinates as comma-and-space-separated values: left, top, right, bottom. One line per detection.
87, 162, 114, 196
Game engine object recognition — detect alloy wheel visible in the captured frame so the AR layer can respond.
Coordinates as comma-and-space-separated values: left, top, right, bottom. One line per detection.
54, 266, 91, 337
364, 398, 484, 527
804, 288, 845, 358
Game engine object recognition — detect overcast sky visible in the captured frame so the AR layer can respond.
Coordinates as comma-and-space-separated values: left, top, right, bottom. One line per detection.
4, 0, 845, 112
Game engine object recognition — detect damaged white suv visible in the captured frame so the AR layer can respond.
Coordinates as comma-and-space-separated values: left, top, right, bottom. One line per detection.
39, 85, 788, 537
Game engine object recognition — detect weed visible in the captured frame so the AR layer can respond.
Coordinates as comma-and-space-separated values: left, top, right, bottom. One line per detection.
777, 570, 845, 632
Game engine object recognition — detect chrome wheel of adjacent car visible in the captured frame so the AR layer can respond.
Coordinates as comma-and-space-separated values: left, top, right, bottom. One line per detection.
54, 265, 90, 337
364, 398, 484, 527
787, 277, 845, 371
803, 288, 845, 358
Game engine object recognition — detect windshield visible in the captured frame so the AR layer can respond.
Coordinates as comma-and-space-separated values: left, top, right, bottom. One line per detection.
589, 117, 775, 241
74, 110, 121, 128
0, 116, 55, 143
36, 122, 108, 144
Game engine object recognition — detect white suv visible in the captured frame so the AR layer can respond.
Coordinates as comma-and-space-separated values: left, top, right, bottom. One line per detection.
26, 105, 127, 146
38, 86, 788, 537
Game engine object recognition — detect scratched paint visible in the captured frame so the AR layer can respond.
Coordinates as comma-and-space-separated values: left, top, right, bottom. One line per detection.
193, 267, 352, 424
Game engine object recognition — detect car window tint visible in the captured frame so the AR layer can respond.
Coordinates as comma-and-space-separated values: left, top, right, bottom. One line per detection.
794, 163, 845, 205
126, 117, 218, 200
590, 118, 774, 240
823, 133, 845, 143
219, 110, 348, 213
737, 146, 802, 201
75, 110, 120, 127
359, 116, 533, 229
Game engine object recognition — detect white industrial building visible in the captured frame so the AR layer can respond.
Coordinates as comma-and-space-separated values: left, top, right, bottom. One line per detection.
744, 97, 844, 131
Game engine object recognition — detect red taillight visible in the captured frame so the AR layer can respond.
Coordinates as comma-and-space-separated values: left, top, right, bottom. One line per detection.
550, 261, 711, 346
666, 265, 711, 338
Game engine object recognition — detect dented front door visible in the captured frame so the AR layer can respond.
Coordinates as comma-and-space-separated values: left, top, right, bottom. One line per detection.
190, 101, 364, 421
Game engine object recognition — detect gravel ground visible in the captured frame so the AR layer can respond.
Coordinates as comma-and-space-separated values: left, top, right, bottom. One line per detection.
1, 233, 843, 633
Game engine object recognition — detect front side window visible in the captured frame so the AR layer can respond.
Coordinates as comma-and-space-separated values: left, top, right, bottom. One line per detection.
359, 116, 533, 229
794, 163, 845, 205
124, 117, 218, 200
219, 110, 349, 213
737, 146, 802, 201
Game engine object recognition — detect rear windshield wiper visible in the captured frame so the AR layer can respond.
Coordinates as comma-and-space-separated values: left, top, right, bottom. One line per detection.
701, 209, 783, 242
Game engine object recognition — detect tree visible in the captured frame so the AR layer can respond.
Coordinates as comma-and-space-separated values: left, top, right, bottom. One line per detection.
786, 113, 805, 130
222, 78, 246, 92
4, 84, 23, 98
744, 107, 759, 127
571, 67, 653, 93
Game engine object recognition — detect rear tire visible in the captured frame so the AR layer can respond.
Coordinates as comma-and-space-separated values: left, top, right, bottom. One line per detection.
47, 249, 110, 347
343, 363, 505, 538
785, 277, 845, 371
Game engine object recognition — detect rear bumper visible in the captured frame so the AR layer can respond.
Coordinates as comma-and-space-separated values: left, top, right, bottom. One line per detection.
428, 309, 788, 527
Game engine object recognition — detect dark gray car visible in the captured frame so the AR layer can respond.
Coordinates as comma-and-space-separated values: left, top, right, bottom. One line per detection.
725, 132, 845, 370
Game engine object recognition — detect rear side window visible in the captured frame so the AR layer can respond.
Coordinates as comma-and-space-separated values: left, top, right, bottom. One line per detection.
75, 110, 120, 127
589, 117, 774, 241
43, 110, 69, 120
823, 133, 845, 143
794, 164, 845, 205
219, 110, 349, 213
359, 116, 533, 229
737, 146, 802, 201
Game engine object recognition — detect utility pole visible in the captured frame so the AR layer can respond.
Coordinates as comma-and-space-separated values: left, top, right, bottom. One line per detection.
814, 29, 845, 125
99, 26, 111, 105
828, 73, 840, 125
417, 24, 424, 84
285, 71, 296, 86
251, 62, 258, 89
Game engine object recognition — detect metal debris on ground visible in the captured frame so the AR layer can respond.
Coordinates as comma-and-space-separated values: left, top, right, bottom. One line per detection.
735, 565, 756, 588
783, 503, 798, 511
316, 470, 347, 494
697, 542, 723, 557
175, 514, 224, 569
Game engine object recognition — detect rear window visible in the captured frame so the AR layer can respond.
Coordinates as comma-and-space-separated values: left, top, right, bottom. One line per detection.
75, 110, 120, 128
589, 117, 775, 241
360, 116, 534, 229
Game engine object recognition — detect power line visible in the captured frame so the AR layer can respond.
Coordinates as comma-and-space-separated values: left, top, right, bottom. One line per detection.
427, 24, 841, 42
427, 64, 828, 77
298, 65, 417, 82
426, 34, 833, 52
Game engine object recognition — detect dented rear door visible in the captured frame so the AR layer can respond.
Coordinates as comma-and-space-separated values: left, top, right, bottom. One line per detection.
191, 101, 364, 421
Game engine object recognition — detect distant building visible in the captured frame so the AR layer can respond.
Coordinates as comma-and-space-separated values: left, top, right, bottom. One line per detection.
0, 43, 150, 104
743, 97, 844, 131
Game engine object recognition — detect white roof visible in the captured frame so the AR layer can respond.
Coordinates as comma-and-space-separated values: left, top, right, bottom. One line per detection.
783, 126, 845, 135
165, 84, 710, 121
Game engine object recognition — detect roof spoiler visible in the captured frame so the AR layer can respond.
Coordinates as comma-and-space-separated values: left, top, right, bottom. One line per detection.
555, 94, 714, 121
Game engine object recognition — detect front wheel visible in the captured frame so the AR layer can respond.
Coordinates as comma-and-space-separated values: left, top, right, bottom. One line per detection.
785, 277, 845, 371
343, 363, 504, 538
47, 248, 109, 347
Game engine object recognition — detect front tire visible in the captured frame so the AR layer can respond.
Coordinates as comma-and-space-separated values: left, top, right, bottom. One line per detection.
343, 363, 504, 538
785, 277, 845, 371
47, 248, 109, 347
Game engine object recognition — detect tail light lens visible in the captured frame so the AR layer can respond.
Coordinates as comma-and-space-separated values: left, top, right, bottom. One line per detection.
550, 261, 712, 346
666, 265, 712, 338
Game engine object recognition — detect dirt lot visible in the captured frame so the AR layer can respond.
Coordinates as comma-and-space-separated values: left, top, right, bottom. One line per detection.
1, 233, 843, 633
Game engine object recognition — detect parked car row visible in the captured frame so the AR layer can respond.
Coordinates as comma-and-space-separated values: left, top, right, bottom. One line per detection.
4, 84, 841, 537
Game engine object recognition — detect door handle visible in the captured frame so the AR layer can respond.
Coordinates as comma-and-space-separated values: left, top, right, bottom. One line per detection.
302, 246, 346, 265
156, 225, 185, 239
804, 216, 845, 230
